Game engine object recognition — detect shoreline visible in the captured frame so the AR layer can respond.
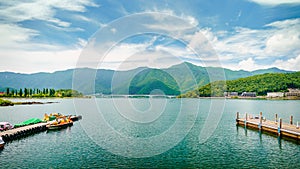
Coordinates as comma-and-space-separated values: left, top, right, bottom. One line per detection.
0, 99, 59, 107
179, 96, 300, 100
13, 101, 58, 105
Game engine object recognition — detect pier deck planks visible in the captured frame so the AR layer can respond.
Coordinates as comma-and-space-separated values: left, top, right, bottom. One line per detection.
0, 123, 47, 138
236, 116, 300, 140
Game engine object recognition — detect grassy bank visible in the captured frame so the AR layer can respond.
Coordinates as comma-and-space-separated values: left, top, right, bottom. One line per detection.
0, 98, 14, 106
0, 98, 59, 106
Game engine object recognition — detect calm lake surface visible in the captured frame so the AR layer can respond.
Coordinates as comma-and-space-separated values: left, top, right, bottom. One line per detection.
0, 98, 299, 168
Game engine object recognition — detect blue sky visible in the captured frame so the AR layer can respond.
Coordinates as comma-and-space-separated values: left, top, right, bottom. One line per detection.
0, 0, 299, 73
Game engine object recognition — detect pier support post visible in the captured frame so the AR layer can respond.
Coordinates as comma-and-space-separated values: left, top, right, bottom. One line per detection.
236, 112, 239, 125
290, 116, 293, 125
278, 118, 282, 136
245, 113, 248, 127
275, 114, 278, 123
259, 112, 262, 131
297, 122, 299, 129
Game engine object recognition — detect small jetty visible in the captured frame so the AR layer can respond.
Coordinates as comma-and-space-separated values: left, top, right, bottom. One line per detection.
236, 112, 300, 140
0, 114, 82, 144
0, 123, 47, 142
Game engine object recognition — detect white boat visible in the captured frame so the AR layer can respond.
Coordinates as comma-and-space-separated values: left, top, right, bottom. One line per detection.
0, 137, 5, 149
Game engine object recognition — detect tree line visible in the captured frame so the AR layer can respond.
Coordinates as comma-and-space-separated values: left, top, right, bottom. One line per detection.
1, 88, 83, 98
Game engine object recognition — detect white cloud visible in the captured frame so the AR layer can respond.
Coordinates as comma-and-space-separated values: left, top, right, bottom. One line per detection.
266, 19, 300, 28
274, 54, 300, 71
96, 37, 196, 70
80, 12, 299, 71
264, 19, 300, 56
188, 29, 217, 54
143, 10, 198, 32
198, 18, 300, 71
0, 49, 80, 73
77, 38, 88, 48
248, 0, 300, 6
46, 24, 85, 32
237, 58, 268, 71
110, 28, 117, 34
73, 15, 106, 27
2, 4, 298, 73
145, 8, 198, 26
104, 50, 183, 70
75, 12, 204, 70
0, 24, 71, 51
0, 0, 98, 73
0, 0, 98, 28
0, 24, 38, 49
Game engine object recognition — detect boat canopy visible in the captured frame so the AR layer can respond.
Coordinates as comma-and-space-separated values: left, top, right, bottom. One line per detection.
14, 118, 42, 127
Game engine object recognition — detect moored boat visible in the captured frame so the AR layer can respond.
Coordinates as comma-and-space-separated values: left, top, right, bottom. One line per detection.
69, 115, 82, 121
47, 116, 73, 131
47, 121, 73, 130
0, 137, 5, 149
0, 122, 14, 131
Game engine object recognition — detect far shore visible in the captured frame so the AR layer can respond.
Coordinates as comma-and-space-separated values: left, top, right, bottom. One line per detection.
209, 96, 300, 100
178, 96, 300, 100
1, 95, 299, 107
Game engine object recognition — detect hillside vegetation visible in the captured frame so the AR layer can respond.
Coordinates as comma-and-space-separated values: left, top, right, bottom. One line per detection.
129, 69, 180, 95
179, 72, 300, 98
0, 62, 292, 95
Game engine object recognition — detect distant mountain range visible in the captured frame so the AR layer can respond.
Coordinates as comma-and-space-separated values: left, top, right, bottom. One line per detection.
0, 62, 293, 95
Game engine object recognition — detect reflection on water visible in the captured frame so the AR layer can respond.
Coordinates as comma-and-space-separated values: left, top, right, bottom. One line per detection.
278, 136, 282, 149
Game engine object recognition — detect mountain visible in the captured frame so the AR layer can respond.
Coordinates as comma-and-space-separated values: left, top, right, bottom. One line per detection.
251, 67, 291, 75
0, 62, 293, 95
129, 69, 180, 95
179, 71, 300, 97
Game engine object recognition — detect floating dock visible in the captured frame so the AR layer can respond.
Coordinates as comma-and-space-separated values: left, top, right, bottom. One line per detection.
236, 112, 300, 140
0, 123, 47, 142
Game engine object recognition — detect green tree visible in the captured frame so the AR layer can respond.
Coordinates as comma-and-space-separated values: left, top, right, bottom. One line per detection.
49, 89, 55, 97
19, 88, 23, 97
24, 88, 28, 97
6, 88, 10, 96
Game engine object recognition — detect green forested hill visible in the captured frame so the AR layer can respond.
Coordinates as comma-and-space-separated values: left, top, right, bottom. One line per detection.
179, 72, 300, 98
129, 69, 180, 95
0, 62, 293, 95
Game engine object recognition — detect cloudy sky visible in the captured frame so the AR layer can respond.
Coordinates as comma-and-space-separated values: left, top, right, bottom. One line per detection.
0, 0, 299, 73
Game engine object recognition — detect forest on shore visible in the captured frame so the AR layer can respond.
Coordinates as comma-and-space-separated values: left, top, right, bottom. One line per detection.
0, 88, 83, 98
179, 72, 300, 98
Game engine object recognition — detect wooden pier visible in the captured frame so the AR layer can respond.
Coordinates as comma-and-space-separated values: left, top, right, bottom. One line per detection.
236, 112, 300, 140
0, 123, 47, 142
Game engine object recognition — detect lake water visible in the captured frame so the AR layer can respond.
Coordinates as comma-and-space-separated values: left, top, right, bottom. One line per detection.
0, 98, 299, 168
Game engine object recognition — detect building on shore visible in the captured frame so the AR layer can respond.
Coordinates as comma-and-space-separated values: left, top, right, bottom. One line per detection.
241, 92, 256, 97
285, 88, 300, 97
267, 92, 284, 97
224, 92, 238, 97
